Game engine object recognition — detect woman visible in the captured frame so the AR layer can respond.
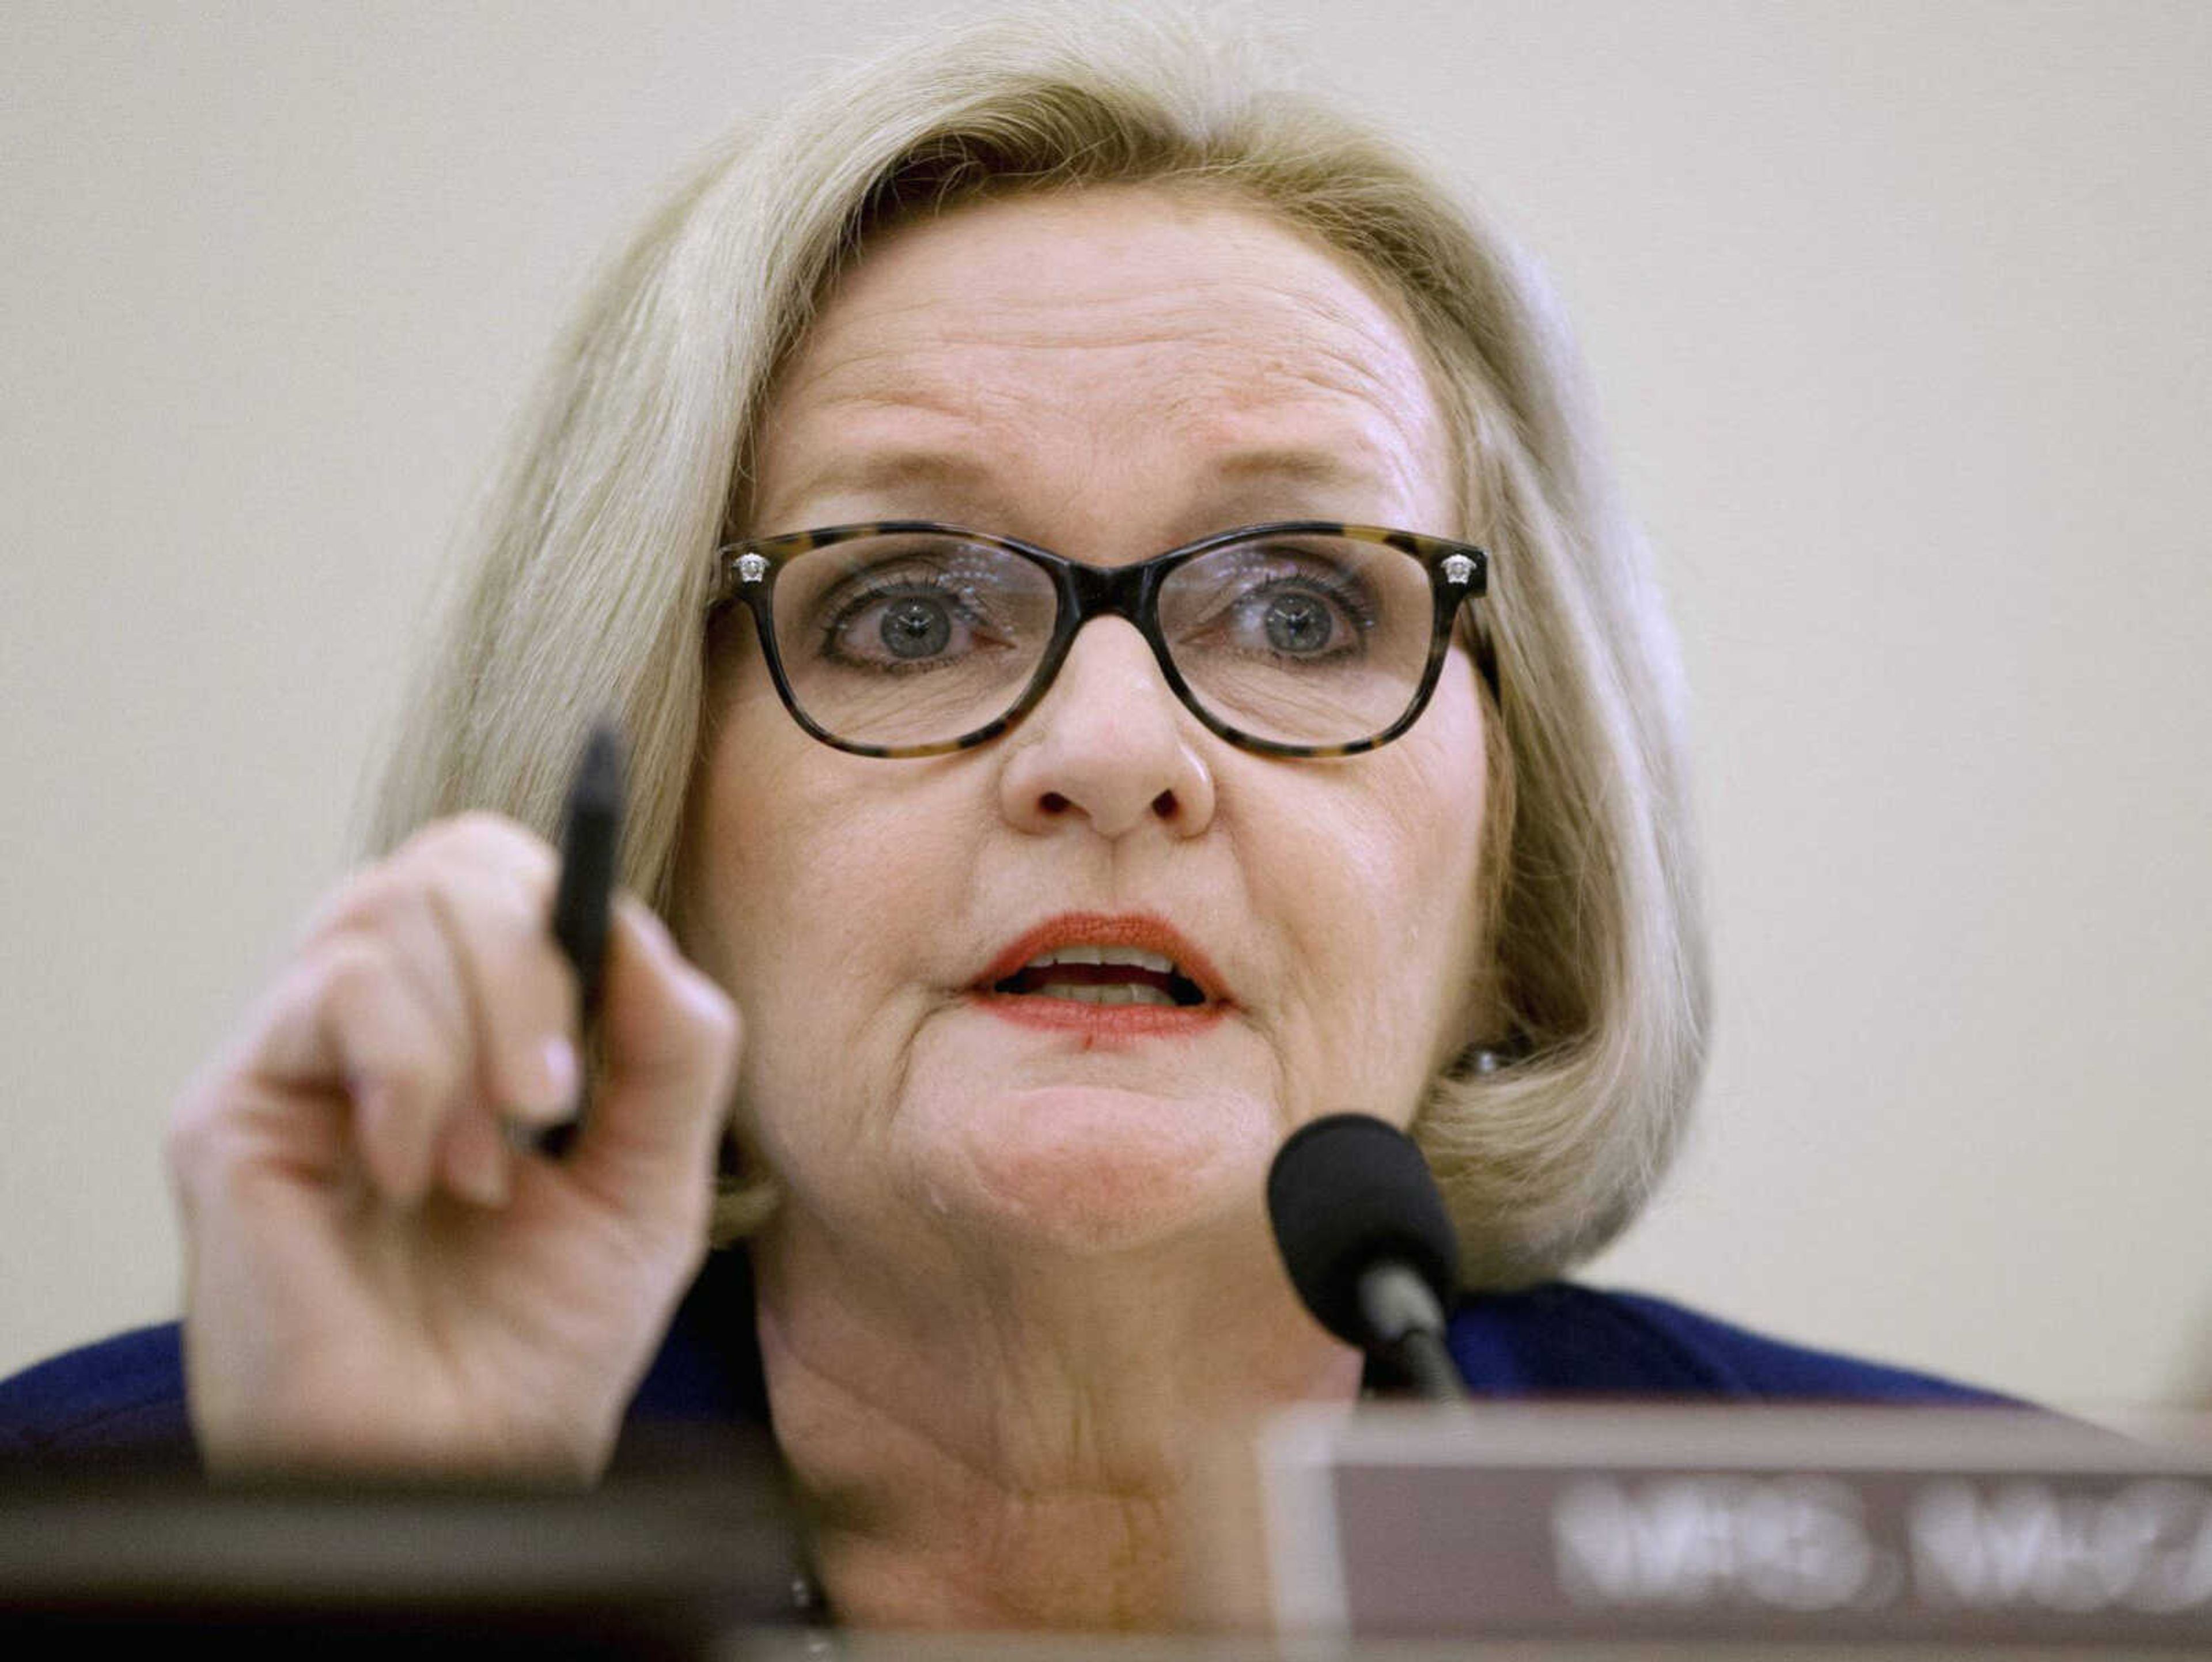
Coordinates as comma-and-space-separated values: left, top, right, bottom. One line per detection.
0, 8, 1998, 1630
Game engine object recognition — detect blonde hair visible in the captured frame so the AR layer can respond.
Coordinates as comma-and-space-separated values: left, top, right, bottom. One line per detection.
369, 4, 1707, 1286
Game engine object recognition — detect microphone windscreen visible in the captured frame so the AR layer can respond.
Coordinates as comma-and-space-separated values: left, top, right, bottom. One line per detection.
1266, 1112, 1460, 1347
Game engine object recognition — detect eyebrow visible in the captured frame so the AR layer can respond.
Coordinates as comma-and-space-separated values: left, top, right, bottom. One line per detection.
1206, 446, 1386, 494
772, 450, 1003, 516
762, 444, 1395, 533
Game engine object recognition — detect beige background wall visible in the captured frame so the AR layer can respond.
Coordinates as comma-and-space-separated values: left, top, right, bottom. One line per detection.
3, 1, 2206, 1411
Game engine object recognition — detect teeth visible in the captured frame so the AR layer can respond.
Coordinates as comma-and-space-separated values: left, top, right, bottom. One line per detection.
1022, 945, 1179, 975
1029, 981, 1176, 1006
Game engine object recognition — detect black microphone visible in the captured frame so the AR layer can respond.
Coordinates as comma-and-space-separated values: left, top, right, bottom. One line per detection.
1267, 1113, 1468, 1401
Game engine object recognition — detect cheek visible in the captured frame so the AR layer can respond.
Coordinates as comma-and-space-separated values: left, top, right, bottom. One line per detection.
1393, 659, 1492, 1000
681, 672, 800, 987
681, 739, 877, 1183
692, 757, 881, 1017
690, 631, 878, 988
1262, 662, 1488, 1107
681, 693, 990, 1147
680, 657, 858, 1091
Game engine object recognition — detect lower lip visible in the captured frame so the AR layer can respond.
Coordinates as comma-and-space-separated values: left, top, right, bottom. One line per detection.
967, 991, 1229, 1040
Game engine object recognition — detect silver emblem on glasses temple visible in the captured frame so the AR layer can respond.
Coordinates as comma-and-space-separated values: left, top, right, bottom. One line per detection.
1443, 553, 1476, 586
736, 551, 769, 585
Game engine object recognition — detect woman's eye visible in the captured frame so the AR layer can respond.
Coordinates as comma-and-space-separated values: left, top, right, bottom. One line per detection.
1255, 589, 1336, 655
1220, 578, 1369, 660
874, 594, 954, 659
822, 584, 993, 669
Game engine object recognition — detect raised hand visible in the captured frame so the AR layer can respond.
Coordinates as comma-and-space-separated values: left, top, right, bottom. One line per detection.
167, 812, 740, 1481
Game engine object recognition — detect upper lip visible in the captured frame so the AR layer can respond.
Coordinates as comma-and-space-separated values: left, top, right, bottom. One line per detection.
973, 912, 1233, 1005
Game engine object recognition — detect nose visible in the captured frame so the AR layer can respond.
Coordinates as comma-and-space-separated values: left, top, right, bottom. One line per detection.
997, 619, 1216, 839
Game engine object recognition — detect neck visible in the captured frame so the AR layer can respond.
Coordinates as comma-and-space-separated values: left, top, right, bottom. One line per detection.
751, 1212, 1362, 1630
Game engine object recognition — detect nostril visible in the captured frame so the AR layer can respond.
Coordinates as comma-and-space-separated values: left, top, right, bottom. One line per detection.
1151, 790, 1177, 818
1039, 792, 1070, 815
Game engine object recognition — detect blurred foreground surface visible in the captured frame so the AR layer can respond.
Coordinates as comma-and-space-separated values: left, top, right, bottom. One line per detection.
3, 1406, 2206, 1656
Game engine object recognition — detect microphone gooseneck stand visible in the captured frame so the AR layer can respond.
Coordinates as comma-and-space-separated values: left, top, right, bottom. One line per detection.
1355, 1260, 1469, 1403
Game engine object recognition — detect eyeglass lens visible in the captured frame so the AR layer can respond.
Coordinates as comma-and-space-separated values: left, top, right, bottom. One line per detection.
766, 529, 1437, 749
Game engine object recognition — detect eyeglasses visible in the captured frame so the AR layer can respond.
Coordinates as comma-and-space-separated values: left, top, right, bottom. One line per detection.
708, 520, 1493, 759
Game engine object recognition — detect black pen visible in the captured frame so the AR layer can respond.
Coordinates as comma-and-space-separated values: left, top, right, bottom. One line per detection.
540, 721, 625, 1152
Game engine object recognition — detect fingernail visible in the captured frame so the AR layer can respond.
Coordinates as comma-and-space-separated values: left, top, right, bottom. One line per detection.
535, 1035, 579, 1114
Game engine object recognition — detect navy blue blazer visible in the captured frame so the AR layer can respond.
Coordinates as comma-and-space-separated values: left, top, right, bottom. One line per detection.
0, 1248, 2003, 1466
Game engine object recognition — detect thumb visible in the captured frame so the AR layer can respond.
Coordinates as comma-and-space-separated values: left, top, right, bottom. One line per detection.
563, 896, 740, 1226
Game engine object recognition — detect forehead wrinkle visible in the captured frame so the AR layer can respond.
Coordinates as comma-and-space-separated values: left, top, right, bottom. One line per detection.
794, 248, 1425, 393
794, 329, 1438, 479
760, 203, 1455, 532
1162, 350, 1438, 477
767, 392, 1441, 539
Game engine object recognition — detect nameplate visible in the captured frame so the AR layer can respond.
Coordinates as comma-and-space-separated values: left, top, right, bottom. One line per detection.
1257, 1404, 2212, 1648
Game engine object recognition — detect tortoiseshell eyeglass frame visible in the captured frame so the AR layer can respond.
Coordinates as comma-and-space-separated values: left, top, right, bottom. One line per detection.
706, 520, 1495, 760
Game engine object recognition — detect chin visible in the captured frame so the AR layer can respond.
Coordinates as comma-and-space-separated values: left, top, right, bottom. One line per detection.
908, 1082, 1279, 1257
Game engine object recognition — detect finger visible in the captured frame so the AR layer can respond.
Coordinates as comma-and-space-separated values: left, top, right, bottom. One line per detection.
190, 812, 584, 1218
249, 935, 465, 1206
437, 1104, 513, 1207
291, 817, 573, 1123
266, 849, 567, 1195
414, 859, 581, 1125
565, 897, 740, 1227
168, 1063, 352, 1230
296, 813, 550, 952
385, 815, 582, 1122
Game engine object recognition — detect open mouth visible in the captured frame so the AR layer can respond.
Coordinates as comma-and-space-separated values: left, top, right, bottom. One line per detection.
991, 947, 1208, 1009
971, 914, 1230, 1026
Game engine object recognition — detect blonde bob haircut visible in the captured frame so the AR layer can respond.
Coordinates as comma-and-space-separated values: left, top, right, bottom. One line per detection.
370, 5, 1709, 1288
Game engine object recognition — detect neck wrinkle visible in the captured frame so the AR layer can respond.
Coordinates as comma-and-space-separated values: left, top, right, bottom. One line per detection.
750, 1214, 1363, 1629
